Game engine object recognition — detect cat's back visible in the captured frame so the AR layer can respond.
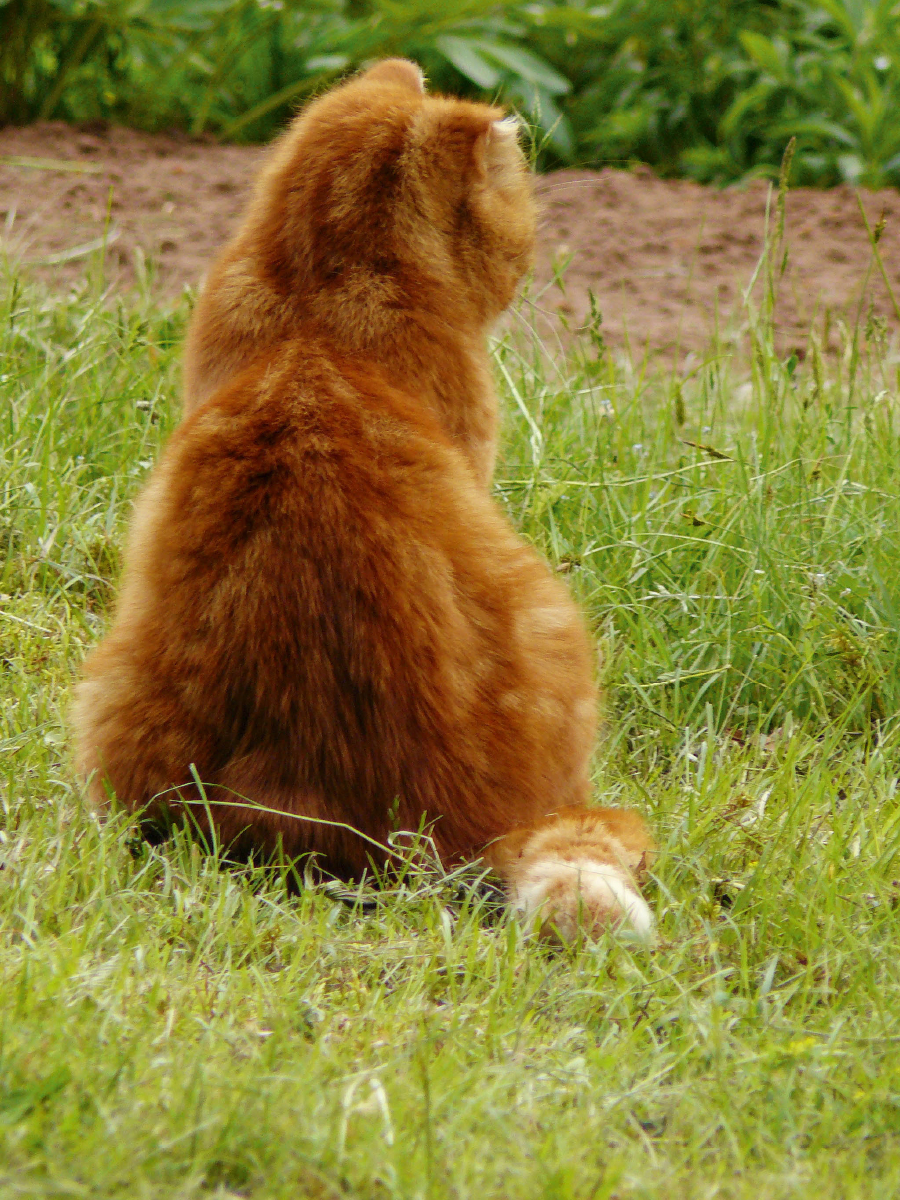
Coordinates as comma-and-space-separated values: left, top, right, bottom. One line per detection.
124, 337, 490, 651
96, 332, 546, 797
159, 340, 451, 545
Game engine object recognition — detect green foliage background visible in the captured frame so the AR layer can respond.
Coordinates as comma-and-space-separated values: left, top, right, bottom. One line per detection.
3, 0, 900, 185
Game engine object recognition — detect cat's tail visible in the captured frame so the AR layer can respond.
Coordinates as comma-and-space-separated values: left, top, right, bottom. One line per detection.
487, 806, 655, 943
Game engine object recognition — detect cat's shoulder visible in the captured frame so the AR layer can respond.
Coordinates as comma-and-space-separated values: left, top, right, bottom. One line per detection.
168, 338, 461, 499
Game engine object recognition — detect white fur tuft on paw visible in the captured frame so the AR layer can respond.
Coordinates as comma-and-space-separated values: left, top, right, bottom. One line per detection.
514, 856, 654, 943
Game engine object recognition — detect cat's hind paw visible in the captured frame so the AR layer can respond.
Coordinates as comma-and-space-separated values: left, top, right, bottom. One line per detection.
513, 856, 654, 944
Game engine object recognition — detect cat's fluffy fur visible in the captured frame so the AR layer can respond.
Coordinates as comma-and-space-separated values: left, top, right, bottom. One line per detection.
72, 59, 655, 939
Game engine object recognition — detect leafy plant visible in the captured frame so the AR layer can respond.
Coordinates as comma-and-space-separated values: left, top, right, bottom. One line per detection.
0, 0, 237, 125
3, 0, 900, 184
529, 0, 787, 174
0, 0, 575, 152
717, 0, 900, 186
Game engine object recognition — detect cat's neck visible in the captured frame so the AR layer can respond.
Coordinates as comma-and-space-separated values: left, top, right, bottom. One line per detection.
373, 310, 500, 488
323, 302, 501, 489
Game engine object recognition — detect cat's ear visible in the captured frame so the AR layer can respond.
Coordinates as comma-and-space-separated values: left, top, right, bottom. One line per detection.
415, 105, 521, 181
361, 59, 426, 94
489, 116, 522, 143
476, 115, 524, 179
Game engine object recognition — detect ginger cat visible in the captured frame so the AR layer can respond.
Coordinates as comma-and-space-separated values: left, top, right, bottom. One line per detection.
72, 59, 654, 940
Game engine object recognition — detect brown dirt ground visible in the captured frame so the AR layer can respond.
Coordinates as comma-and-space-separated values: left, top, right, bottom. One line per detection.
2, 120, 900, 358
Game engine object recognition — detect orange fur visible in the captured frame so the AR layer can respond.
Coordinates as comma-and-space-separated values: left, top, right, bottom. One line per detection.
71, 61, 655, 939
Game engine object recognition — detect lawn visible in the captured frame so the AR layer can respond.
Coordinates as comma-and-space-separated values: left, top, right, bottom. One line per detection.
2, 223, 900, 1197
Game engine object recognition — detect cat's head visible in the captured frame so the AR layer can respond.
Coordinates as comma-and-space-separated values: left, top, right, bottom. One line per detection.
251, 59, 536, 327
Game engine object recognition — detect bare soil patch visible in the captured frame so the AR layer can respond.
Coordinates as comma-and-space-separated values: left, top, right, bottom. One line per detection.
3, 121, 900, 357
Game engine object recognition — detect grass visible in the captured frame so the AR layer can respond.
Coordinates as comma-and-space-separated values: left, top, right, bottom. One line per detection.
2, 219, 900, 1197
